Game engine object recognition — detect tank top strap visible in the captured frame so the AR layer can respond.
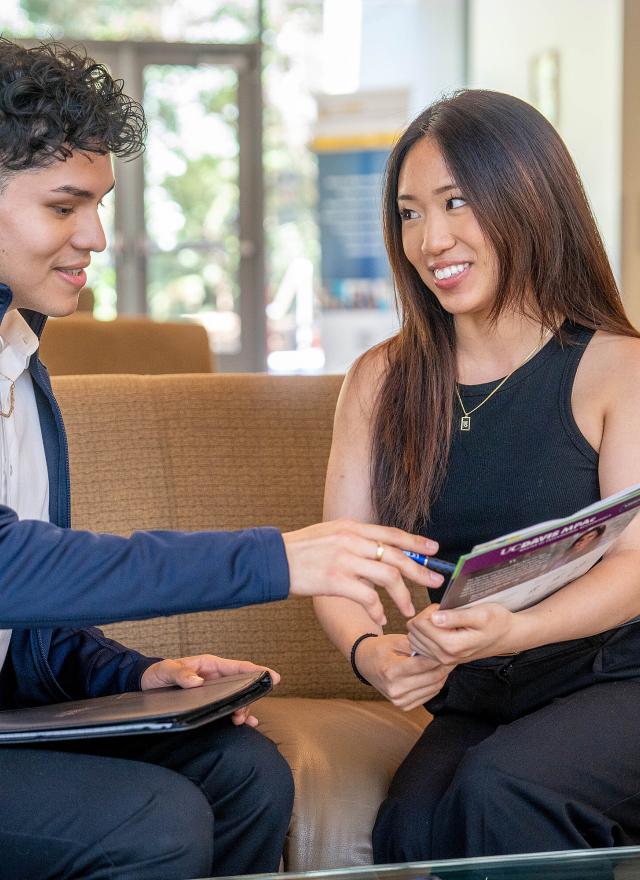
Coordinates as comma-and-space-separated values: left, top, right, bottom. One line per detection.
559, 324, 598, 464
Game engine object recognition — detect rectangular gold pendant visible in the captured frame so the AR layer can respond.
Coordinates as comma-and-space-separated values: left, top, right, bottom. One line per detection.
460, 415, 471, 431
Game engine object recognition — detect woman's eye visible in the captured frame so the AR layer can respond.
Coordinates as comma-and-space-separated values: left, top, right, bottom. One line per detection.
446, 196, 467, 210
399, 207, 419, 221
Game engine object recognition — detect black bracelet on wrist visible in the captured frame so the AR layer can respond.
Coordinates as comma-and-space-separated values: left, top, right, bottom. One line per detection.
350, 632, 379, 686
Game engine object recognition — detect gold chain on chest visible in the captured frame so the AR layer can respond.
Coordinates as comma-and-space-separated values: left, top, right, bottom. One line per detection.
0, 373, 15, 419
455, 334, 550, 432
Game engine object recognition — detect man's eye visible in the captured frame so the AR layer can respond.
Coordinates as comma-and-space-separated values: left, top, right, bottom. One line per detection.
447, 196, 467, 210
52, 206, 74, 216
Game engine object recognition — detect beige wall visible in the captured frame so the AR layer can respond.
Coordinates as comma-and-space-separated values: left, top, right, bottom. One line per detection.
622, 0, 640, 328
469, 0, 623, 282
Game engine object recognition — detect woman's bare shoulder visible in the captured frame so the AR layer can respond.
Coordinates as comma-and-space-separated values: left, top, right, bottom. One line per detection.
586, 331, 640, 382
578, 331, 640, 419
338, 338, 396, 419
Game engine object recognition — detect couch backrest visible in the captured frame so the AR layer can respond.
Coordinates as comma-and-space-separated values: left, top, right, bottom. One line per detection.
42, 316, 213, 375
53, 372, 403, 700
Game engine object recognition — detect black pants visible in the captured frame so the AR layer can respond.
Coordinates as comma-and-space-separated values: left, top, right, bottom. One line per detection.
373, 624, 640, 863
0, 718, 294, 880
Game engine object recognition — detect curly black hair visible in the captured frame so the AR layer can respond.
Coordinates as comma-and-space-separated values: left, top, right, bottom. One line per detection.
0, 38, 147, 173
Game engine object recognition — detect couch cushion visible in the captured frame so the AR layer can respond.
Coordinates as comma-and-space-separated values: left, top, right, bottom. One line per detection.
53, 373, 430, 699
53, 374, 368, 698
41, 316, 213, 375
255, 696, 430, 871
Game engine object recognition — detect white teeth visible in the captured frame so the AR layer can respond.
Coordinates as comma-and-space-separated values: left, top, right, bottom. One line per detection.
60, 268, 82, 275
434, 262, 469, 281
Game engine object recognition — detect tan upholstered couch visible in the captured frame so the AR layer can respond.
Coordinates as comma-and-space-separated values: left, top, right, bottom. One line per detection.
42, 316, 214, 375
52, 373, 430, 872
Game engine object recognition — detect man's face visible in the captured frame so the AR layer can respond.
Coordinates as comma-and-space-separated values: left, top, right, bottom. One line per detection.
0, 151, 114, 316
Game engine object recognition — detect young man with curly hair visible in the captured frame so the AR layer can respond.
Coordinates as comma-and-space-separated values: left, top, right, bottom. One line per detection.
0, 38, 437, 879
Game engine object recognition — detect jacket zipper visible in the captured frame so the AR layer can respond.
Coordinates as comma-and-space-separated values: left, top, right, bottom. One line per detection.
34, 630, 72, 701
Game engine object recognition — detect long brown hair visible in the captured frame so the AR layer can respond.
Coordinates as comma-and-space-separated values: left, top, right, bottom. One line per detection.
371, 89, 637, 532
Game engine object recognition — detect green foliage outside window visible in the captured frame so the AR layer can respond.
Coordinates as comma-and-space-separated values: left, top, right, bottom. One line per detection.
11, 0, 259, 42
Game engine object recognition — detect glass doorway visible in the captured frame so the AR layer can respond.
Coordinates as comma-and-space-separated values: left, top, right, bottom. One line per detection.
81, 40, 265, 371
144, 63, 241, 355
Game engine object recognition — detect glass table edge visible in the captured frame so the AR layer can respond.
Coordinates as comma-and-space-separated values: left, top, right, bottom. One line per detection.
208, 846, 640, 880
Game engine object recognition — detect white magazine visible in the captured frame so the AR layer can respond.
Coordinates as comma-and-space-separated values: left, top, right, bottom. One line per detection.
439, 482, 640, 611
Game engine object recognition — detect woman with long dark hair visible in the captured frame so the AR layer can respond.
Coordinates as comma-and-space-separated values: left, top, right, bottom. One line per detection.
314, 90, 640, 860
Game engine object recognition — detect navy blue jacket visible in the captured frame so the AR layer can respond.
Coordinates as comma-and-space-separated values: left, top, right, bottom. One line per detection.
0, 284, 290, 709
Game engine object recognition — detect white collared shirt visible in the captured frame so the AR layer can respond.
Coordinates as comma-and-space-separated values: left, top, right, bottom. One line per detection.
0, 310, 50, 674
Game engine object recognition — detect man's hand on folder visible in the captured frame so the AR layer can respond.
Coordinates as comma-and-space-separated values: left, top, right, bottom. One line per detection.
140, 655, 279, 727
283, 520, 440, 626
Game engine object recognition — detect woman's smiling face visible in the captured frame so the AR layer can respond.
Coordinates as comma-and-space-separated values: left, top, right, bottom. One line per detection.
397, 136, 499, 320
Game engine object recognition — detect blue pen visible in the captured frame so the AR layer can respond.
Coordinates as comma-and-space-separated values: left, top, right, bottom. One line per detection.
403, 551, 456, 576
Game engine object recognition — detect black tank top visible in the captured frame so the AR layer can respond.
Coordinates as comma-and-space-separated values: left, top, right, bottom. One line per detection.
426, 323, 599, 571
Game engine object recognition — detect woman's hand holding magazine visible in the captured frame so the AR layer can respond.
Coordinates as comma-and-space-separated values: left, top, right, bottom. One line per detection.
407, 483, 640, 663
407, 602, 517, 664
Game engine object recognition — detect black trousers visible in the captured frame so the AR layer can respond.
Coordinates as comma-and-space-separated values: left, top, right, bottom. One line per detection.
373, 623, 640, 863
0, 718, 294, 880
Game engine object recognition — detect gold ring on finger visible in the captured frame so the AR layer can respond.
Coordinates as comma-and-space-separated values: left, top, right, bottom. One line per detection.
375, 542, 385, 562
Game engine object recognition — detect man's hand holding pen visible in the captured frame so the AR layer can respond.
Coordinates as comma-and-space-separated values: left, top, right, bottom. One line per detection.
283, 520, 444, 625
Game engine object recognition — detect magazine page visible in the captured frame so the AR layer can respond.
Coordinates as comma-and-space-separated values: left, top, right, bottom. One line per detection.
439, 483, 640, 611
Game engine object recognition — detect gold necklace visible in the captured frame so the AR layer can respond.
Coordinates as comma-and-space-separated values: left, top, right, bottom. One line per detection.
0, 373, 15, 419
455, 333, 550, 432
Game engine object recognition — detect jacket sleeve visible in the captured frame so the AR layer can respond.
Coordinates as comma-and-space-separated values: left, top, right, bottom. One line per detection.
47, 627, 162, 698
0, 504, 290, 628
6, 626, 162, 704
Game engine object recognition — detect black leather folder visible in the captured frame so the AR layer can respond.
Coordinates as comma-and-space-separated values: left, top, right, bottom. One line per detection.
0, 671, 272, 742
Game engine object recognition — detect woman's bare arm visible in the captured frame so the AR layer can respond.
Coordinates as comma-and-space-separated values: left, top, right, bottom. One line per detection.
314, 349, 451, 710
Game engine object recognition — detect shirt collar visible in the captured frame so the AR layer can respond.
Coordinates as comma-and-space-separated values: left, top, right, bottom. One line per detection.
0, 310, 39, 381
0, 284, 48, 339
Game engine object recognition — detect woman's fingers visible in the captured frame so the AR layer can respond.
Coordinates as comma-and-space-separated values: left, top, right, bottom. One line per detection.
385, 668, 451, 710
354, 633, 453, 707
408, 628, 475, 664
